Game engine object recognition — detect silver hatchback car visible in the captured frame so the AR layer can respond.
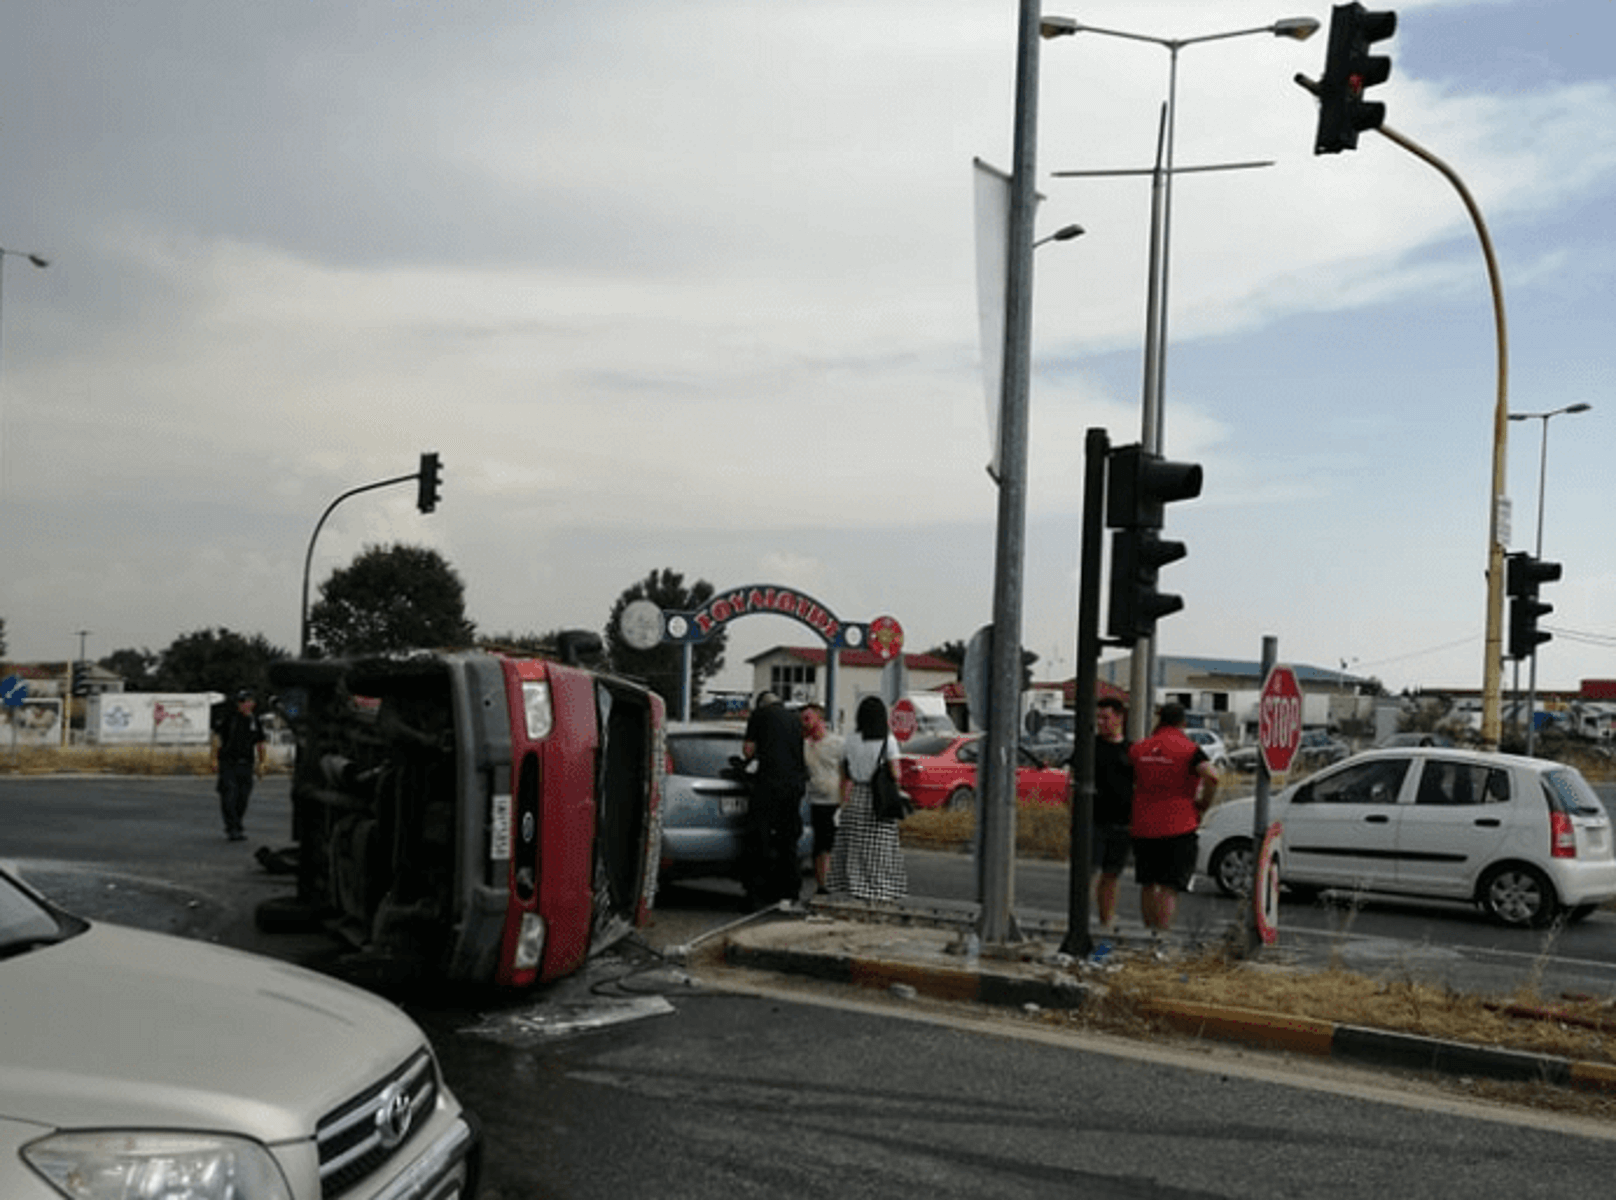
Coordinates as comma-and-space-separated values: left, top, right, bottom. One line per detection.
657, 723, 813, 884
1198, 748, 1616, 927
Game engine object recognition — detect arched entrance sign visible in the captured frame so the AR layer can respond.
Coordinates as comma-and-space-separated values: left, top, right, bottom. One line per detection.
650, 584, 902, 722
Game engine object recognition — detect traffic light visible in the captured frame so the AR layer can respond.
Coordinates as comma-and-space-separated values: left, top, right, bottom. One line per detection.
1104, 444, 1203, 646
1506, 552, 1561, 660
1105, 444, 1203, 532
417, 451, 442, 514
71, 662, 89, 697
1314, 3, 1397, 154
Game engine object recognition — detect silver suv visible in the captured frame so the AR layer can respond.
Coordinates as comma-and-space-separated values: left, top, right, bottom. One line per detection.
0, 866, 480, 1199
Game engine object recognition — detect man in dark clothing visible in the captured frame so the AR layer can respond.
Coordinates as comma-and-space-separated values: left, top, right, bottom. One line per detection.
741, 691, 808, 908
211, 689, 267, 842
1091, 696, 1133, 942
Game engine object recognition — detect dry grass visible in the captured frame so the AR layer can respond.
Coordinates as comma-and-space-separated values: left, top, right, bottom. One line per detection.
901, 802, 1071, 860
0, 745, 283, 777
1045, 944, 1616, 1118
1084, 950, 1616, 1065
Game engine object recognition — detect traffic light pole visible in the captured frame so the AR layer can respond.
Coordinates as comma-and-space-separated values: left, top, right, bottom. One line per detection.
299, 466, 433, 656
1370, 122, 1510, 750
1060, 428, 1109, 960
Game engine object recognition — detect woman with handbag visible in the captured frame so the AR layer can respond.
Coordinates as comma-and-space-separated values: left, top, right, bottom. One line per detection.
827, 695, 908, 902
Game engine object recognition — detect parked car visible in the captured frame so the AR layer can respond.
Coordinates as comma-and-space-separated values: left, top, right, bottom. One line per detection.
0, 864, 481, 1199
658, 723, 813, 882
895, 734, 1068, 810
1226, 745, 1261, 774
1376, 731, 1454, 749
1197, 747, 1616, 927
1291, 729, 1352, 771
1184, 728, 1231, 767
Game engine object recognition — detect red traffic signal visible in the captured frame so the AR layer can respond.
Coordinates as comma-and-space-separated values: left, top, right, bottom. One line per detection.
1315, 3, 1397, 154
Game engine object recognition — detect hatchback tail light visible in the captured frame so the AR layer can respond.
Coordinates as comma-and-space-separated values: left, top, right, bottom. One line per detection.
1550, 810, 1578, 859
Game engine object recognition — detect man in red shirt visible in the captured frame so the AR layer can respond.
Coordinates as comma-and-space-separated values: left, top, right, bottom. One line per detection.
1128, 702, 1219, 946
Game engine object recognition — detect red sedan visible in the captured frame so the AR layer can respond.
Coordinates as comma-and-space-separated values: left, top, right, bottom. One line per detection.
895, 734, 1069, 810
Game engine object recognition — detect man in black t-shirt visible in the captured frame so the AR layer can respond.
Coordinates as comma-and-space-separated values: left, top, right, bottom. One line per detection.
1091, 696, 1133, 941
211, 689, 267, 842
741, 691, 808, 909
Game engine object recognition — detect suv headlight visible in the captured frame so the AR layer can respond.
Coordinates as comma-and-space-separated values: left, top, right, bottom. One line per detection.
23, 1131, 293, 1200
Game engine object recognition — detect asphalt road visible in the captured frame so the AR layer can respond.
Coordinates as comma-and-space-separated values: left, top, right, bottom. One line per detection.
9, 775, 1616, 1198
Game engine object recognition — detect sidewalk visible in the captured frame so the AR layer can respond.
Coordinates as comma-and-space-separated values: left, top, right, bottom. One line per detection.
714, 896, 1616, 1097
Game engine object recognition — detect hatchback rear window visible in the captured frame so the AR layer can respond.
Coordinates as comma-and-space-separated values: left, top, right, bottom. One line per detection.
1541, 769, 1605, 817
668, 735, 744, 778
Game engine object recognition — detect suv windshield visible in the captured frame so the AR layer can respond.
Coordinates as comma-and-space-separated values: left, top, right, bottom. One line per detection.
0, 871, 78, 958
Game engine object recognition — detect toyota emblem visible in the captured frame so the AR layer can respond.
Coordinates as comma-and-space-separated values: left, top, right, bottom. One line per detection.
375, 1082, 414, 1149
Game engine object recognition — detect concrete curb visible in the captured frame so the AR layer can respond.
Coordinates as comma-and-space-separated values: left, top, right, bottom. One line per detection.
722, 942, 1090, 1010
725, 935, 1616, 1095
1141, 998, 1616, 1092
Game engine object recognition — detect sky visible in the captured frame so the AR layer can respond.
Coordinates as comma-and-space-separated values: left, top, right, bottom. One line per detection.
0, 0, 1611, 701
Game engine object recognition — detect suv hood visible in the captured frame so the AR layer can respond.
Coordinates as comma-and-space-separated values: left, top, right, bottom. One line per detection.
0, 922, 425, 1141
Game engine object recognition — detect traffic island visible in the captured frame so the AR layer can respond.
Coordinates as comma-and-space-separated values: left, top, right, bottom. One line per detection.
717, 908, 1616, 1106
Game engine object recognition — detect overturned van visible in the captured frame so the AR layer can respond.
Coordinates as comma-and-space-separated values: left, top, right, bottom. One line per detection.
265, 648, 664, 989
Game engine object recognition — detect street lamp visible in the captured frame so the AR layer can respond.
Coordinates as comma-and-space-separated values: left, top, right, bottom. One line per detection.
0, 247, 50, 492
1508, 402, 1592, 752
1034, 222, 1086, 248
1041, 14, 1317, 736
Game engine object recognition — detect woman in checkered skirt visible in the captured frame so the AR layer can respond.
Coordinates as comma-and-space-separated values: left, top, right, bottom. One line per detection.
828, 695, 908, 901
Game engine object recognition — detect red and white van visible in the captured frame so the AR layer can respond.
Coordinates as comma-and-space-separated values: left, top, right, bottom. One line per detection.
265, 647, 664, 988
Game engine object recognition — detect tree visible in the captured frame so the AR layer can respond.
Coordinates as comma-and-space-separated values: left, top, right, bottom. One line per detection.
306, 543, 476, 657
153, 628, 288, 697
605, 569, 725, 715
104, 647, 162, 691
924, 639, 1036, 688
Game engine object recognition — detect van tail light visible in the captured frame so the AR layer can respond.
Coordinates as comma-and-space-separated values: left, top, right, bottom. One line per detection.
1550, 810, 1577, 859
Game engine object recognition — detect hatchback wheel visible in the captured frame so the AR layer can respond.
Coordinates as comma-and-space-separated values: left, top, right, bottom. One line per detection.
1208, 837, 1254, 898
1479, 863, 1558, 928
945, 786, 975, 812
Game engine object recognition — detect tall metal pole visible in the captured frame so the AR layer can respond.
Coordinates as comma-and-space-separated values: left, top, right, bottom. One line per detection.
978, 0, 1043, 947
1127, 105, 1171, 740
1517, 404, 1590, 755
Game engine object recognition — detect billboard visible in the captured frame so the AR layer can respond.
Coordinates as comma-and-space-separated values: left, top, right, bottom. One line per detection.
1, 699, 63, 746
89, 693, 214, 746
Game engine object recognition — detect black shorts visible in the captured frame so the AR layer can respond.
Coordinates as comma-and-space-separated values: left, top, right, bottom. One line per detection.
810, 805, 838, 856
1132, 832, 1199, 891
1092, 823, 1132, 875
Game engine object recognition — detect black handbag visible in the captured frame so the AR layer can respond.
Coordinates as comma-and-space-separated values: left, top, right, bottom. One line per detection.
869, 741, 913, 822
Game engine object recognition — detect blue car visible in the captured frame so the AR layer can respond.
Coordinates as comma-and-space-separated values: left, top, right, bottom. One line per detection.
658, 723, 814, 884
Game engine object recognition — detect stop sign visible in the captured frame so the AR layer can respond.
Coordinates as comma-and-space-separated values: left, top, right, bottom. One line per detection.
1258, 665, 1303, 776
890, 698, 919, 743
